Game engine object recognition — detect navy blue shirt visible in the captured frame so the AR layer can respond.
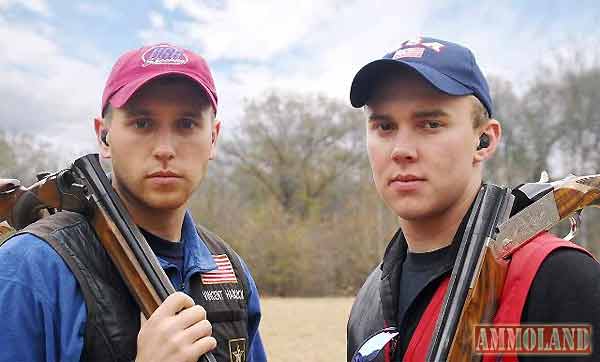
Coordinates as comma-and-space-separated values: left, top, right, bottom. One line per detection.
0, 211, 266, 362
141, 227, 186, 290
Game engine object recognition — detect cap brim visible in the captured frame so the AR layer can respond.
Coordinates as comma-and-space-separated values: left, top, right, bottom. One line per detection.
108, 70, 218, 114
350, 59, 473, 108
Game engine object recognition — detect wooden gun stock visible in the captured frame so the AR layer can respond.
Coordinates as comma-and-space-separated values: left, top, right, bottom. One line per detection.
0, 171, 89, 229
0, 176, 61, 227
445, 243, 509, 361
553, 175, 600, 219
0, 179, 21, 219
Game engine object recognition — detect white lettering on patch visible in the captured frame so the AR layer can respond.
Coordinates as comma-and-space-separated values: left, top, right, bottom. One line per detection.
224, 289, 244, 300
202, 290, 224, 301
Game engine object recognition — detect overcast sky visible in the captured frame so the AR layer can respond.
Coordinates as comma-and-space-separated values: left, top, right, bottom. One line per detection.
1, 0, 599, 160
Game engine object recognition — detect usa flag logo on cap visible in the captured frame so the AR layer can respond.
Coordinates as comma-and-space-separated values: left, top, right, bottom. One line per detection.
201, 254, 238, 284
141, 44, 188, 67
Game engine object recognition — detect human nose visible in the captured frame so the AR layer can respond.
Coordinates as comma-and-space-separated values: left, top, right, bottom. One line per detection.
152, 129, 176, 162
390, 133, 417, 162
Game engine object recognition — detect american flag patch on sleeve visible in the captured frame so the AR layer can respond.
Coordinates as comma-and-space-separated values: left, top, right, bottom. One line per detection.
201, 254, 238, 285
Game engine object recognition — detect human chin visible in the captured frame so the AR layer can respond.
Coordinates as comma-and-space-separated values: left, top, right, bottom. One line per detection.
389, 202, 429, 221
142, 192, 188, 210
382, 191, 423, 217
138, 181, 189, 206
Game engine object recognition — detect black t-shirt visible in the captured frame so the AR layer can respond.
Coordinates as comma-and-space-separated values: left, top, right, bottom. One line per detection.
397, 244, 456, 326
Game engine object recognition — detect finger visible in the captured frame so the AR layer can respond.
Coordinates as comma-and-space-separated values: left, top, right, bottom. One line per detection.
175, 304, 207, 329
183, 319, 213, 344
189, 336, 217, 359
140, 311, 147, 326
151, 292, 195, 319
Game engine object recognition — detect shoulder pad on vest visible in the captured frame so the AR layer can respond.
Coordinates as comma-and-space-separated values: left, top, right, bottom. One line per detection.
348, 264, 385, 360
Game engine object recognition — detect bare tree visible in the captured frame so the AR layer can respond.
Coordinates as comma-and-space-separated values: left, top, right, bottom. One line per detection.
556, 66, 600, 175
221, 91, 366, 218
486, 77, 536, 185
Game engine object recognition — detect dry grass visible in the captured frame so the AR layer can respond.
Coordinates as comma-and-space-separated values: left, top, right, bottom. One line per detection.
259, 297, 354, 362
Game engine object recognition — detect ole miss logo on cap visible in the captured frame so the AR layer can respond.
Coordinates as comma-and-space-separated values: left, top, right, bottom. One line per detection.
141, 44, 188, 67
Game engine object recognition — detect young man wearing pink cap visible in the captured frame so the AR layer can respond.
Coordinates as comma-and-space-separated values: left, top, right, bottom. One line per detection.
346, 37, 600, 361
0, 43, 266, 362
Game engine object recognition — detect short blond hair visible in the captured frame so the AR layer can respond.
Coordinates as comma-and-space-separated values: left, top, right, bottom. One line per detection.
471, 96, 489, 128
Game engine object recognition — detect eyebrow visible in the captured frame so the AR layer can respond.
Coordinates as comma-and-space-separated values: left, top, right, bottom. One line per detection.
367, 113, 395, 122
123, 108, 203, 118
412, 109, 450, 119
123, 108, 151, 118
367, 109, 450, 122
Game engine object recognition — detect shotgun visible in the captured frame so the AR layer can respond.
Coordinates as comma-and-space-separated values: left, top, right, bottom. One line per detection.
427, 174, 600, 361
0, 153, 217, 362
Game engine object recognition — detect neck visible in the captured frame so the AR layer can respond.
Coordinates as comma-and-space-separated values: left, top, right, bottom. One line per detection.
112, 185, 186, 242
400, 180, 481, 253
129, 206, 186, 242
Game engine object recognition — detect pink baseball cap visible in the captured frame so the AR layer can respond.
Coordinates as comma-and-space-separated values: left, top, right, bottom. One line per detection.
101, 43, 218, 115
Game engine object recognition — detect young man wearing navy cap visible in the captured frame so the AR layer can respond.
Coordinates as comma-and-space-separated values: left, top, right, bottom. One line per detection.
0, 44, 266, 362
346, 37, 600, 361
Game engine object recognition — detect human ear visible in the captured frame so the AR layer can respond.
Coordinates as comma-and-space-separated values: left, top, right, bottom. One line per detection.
474, 119, 501, 163
209, 119, 221, 160
94, 117, 111, 159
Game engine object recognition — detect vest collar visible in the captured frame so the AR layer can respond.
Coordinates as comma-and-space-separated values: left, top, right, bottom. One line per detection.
379, 206, 473, 327
380, 228, 407, 327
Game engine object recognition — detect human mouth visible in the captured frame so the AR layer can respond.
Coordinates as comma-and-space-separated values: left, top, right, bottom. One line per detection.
146, 170, 182, 185
388, 174, 425, 191
147, 170, 181, 178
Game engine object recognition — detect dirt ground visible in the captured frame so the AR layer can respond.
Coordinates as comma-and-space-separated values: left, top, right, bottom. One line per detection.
259, 297, 354, 362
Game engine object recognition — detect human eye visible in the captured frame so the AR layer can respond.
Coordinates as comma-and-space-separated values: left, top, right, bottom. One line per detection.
423, 120, 442, 129
370, 119, 396, 133
134, 118, 152, 129
177, 118, 197, 129
380, 121, 395, 131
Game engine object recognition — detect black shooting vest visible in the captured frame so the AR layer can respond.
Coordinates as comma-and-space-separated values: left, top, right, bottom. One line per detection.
347, 228, 404, 362
12, 211, 249, 362
347, 217, 468, 362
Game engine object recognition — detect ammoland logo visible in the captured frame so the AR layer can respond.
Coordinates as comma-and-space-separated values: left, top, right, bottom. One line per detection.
474, 324, 592, 356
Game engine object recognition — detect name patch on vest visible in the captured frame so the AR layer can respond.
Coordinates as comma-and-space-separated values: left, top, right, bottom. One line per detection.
229, 338, 246, 362
201, 254, 238, 285
202, 288, 245, 302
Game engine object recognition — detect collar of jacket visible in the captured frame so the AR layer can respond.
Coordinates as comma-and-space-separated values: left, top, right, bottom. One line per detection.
154, 210, 218, 274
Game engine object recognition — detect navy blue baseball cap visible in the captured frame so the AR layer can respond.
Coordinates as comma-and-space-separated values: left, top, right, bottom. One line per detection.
350, 36, 493, 117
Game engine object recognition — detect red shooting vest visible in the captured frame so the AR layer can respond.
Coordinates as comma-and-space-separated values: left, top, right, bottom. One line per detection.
400, 232, 593, 362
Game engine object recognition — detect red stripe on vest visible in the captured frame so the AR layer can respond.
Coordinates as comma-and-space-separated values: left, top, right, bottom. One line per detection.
402, 232, 591, 362
482, 232, 592, 362
403, 277, 450, 362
